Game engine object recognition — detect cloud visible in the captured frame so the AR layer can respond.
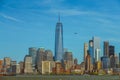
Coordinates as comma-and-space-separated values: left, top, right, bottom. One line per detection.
0, 13, 21, 22
48, 9, 90, 16
108, 38, 120, 43
47, 8, 111, 18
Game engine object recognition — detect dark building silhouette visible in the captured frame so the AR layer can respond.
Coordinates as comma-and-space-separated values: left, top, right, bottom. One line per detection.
119, 53, 120, 67
109, 45, 115, 57
101, 56, 110, 69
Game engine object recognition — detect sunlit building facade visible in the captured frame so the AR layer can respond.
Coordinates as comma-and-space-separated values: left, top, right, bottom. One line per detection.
84, 43, 88, 62
24, 55, 33, 74
93, 37, 100, 64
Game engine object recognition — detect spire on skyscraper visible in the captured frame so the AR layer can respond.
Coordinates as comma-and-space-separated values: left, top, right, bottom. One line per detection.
58, 13, 60, 22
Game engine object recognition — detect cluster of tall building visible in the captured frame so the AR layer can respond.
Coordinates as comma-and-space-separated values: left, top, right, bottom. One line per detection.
84, 38, 120, 74
0, 16, 79, 75
0, 16, 120, 75
0, 47, 79, 75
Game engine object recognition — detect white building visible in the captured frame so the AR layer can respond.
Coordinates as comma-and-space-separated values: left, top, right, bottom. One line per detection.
42, 61, 55, 74
24, 55, 33, 74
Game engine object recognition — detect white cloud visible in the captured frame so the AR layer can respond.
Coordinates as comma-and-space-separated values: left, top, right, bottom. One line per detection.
108, 38, 120, 43
0, 13, 20, 22
48, 9, 90, 16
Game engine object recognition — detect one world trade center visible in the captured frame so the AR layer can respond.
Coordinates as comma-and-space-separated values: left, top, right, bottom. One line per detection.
55, 15, 64, 62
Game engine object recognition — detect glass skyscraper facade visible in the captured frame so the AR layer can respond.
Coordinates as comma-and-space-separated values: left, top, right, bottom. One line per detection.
89, 40, 94, 64
29, 47, 37, 69
55, 16, 64, 62
93, 37, 100, 64
101, 56, 110, 69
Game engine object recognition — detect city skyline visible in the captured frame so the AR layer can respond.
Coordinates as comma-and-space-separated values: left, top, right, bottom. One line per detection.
0, 0, 120, 63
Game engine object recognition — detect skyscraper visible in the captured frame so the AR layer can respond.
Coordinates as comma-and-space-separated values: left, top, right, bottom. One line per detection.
29, 47, 37, 68
24, 55, 33, 74
44, 50, 53, 61
89, 40, 94, 64
101, 56, 110, 69
110, 55, 115, 68
93, 37, 100, 56
109, 45, 115, 57
119, 53, 120, 67
103, 41, 109, 56
85, 53, 93, 72
4, 57, 11, 69
64, 51, 73, 61
84, 43, 88, 62
36, 48, 45, 73
55, 15, 64, 62
95, 48, 101, 62
92, 37, 100, 64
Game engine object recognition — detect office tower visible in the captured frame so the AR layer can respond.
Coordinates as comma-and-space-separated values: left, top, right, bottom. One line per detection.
11, 61, 17, 74
95, 48, 101, 62
109, 45, 115, 57
64, 51, 73, 71
55, 15, 64, 62
93, 37, 100, 63
42, 61, 55, 74
114, 54, 119, 68
19, 61, 24, 73
24, 55, 33, 74
4, 57, 11, 69
119, 53, 120, 67
89, 40, 94, 64
74, 58, 78, 65
16, 64, 20, 74
44, 50, 53, 61
85, 53, 93, 72
29, 47, 37, 69
110, 55, 115, 68
104, 41, 109, 56
0, 60, 3, 73
64, 51, 73, 61
36, 48, 45, 73
84, 43, 88, 62
101, 56, 110, 69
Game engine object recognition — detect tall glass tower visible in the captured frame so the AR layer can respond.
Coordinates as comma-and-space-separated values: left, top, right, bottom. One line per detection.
55, 15, 64, 62
89, 40, 94, 64
93, 37, 100, 63
29, 47, 37, 69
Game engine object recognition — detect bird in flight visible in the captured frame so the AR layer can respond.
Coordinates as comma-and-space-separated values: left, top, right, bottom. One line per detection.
74, 33, 78, 34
